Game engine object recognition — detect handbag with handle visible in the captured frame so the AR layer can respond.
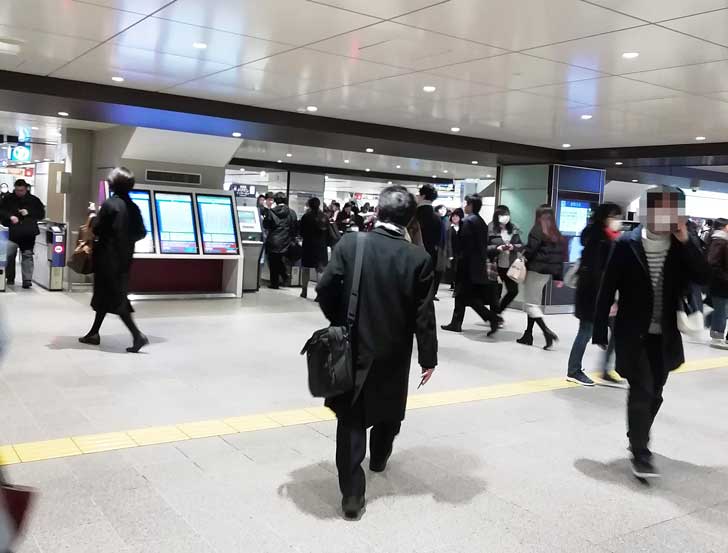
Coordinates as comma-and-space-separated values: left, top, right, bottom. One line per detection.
301, 233, 367, 398
507, 256, 527, 284
67, 216, 95, 275
677, 284, 704, 337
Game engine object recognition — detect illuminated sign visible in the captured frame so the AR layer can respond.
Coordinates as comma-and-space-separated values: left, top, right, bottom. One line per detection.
9, 145, 30, 163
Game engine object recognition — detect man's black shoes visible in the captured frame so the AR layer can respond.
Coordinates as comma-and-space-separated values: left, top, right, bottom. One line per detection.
342, 495, 365, 520
440, 324, 462, 333
632, 456, 660, 479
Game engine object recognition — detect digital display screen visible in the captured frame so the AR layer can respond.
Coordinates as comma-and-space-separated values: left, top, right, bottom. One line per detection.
197, 194, 239, 255
237, 206, 262, 233
559, 200, 591, 235
154, 192, 199, 254
129, 190, 155, 253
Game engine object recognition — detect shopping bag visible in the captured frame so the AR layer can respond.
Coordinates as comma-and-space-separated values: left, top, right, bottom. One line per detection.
67, 218, 94, 275
507, 256, 527, 284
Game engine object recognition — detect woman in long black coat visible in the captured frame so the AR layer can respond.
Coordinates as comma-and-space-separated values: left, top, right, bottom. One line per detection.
300, 197, 330, 299
79, 167, 148, 353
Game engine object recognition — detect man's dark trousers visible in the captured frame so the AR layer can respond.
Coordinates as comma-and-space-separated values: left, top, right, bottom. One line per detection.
336, 409, 401, 498
627, 334, 668, 459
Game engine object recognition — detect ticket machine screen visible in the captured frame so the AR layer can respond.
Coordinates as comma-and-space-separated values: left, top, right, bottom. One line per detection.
129, 190, 155, 253
154, 192, 199, 254
196, 194, 239, 255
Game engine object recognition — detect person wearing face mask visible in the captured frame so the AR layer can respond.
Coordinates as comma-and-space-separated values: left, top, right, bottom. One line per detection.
566, 203, 623, 386
446, 208, 464, 291
487, 205, 523, 319
593, 186, 708, 479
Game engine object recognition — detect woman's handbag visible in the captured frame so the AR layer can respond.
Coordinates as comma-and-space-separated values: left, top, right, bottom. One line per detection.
677, 284, 704, 337
67, 217, 95, 275
301, 233, 366, 398
507, 256, 527, 284
285, 241, 303, 262
564, 259, 580, 289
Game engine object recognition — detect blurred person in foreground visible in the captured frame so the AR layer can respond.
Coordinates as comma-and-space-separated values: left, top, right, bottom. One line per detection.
593, 185, 708, 479
316, 185, 438, 520
566, 202, 623, 386
441, 194, 499, 336
79, 167, 149, 353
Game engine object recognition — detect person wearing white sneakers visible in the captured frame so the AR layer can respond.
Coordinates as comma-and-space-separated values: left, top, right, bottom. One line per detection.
707, 218, 728, 349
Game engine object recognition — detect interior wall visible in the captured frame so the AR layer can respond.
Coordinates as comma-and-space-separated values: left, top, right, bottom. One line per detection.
498, 165, 550, 233
121, 158, 226, 190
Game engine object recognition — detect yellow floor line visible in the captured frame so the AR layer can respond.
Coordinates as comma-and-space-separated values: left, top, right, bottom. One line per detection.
1, 356, 726, 467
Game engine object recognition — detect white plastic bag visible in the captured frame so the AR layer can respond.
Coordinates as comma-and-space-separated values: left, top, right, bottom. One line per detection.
506, 257, 527, 284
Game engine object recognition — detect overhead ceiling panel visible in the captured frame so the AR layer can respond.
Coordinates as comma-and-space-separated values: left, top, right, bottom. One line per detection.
307, 0, 446, 19
587, 0, 728, 23
661, 9, 728, 47
628, 60, 728, 95
393, 0, 642, 51
111, 17, 294, 67
0, 0, 146, 42
527, 77, 683, 107
76, 0, 176, 16
123, 128, 242, 166
355, 72, 501, 101
309, 21, 505, 71
432, 53, 605, 90
154, 0, 379, 45
526, 25, 728, 75
52, 43, 233, 90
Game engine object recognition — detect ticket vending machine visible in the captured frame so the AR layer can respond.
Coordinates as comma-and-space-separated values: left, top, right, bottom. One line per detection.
33, 221, 67, 290
0, 226, 7, 293
236, 204, 264, 291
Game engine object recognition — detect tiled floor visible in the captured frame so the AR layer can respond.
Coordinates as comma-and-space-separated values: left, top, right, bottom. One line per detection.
1, 285, 728, 552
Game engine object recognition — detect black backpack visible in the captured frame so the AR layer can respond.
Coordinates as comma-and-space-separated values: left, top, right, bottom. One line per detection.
301, 233, 366, 398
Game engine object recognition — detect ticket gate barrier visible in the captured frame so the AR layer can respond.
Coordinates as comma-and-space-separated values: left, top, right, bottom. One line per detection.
33, 222, 67, 291
0, 226, 7, 293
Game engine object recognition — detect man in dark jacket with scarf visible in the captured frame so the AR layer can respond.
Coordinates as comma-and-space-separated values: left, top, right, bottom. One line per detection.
0, 179, 45, 288
593, 186, 708, 479
263, 192, 297, 289
317, 185, 438, 520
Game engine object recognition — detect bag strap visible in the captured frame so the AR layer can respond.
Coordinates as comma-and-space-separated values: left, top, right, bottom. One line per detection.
346, 232, 367, 328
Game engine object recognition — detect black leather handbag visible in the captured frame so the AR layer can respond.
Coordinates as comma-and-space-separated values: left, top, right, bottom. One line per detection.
301, 233, 366, 398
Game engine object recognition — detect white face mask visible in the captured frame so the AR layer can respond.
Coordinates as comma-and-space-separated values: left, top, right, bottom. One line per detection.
498, 215, 510, 225
608, 219, 622, 232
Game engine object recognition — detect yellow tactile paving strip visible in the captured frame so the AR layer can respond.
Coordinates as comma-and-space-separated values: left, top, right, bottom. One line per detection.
1, 356, 726, 466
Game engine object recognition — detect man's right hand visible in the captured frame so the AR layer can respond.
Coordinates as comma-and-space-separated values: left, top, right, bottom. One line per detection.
9, 216, 19, 224
419, 368, 435, 387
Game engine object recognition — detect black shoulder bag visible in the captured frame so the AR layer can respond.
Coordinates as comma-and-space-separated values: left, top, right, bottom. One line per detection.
301, 233, 366, 398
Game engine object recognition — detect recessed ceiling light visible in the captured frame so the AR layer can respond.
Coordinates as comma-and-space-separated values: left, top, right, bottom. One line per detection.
615, 161, 623, 166
562, 143, 572, 148
632, 179, 639, 182
443, 170, 448, 174
306, 105, 318, 112
486, 174, 493, 178
695, 136, 707, 141
471, 161, 478, 165
432, 174, 437, 178
423, 85, 437, 93
622, 52, 639, 59
286, 152, 293, 157
344, 159, 350, 164
58, 111, 69, 117
33, 159, 39, 163
239, 168, 245, 172
388, 181, 393, 185
260, 171, 266, 176
450, 126, 461, 132
31, 126, 39, 130
232, 132, 242, 137
112, 76, 125, 82
43, 158, 51, 162
365, 168, 371, 172
193, 42, 207, 49
396, 165, 401, 169
277, 159, 282, 163
580, 114, 593, 120
365, 147, 374, 153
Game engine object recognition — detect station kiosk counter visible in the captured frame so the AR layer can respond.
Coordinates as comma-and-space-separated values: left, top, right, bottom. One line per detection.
128, 185, 243, 299
33, 221, 67, 291
236, 204, 264, 291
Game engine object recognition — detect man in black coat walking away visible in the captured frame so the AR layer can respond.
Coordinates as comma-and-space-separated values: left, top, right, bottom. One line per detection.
0, 179, 45, 288
593, 186, 708, 479
263, 192, 297, 289
316, 186, 438, 520
441, 194, 499, 336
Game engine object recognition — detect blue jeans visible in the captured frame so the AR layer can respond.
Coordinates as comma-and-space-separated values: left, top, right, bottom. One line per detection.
567, 319, 593, 377
711, 296, 728, 336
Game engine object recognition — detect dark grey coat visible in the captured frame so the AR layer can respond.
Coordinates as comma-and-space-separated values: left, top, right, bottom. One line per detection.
316, 227, 438, 427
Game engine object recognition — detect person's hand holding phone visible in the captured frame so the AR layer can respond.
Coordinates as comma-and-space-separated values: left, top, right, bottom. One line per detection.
418, 368, 435, 389
673, 218, 689, 244
554, 280, 565, 288
19, 209, 28, 217
9, 216, 19, 224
